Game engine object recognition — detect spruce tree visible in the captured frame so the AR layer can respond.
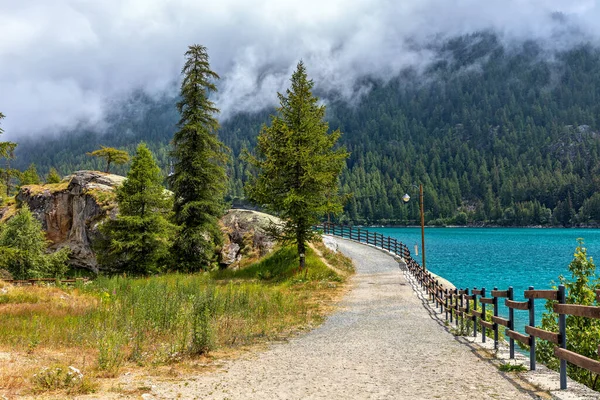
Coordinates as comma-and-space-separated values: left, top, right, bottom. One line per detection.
20, 163, 41, 186
169, 45, 229, 271
46, 168, 62, 184
246, 61, 349, 268
0, 205, 70, 279
96, 143, 176, 274
86, 146, 130, 173
0, 114, 18, 198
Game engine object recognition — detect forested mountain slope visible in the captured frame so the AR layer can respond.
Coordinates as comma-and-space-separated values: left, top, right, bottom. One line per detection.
14, 33, 600, 226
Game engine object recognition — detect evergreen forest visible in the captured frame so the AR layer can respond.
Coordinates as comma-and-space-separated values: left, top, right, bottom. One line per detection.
13, 33, 600, 226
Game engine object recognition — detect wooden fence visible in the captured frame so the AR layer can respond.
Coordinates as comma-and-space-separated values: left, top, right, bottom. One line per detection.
323, 222, 600, 390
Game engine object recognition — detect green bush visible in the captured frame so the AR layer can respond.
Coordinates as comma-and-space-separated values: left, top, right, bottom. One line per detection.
536, 239, 600, 390
0, 205, 70, 279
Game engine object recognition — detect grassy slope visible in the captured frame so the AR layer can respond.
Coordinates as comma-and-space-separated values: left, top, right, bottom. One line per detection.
0, 243, 353, 397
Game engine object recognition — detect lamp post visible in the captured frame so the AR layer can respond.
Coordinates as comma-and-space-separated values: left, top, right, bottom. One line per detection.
402, 183, 426, 271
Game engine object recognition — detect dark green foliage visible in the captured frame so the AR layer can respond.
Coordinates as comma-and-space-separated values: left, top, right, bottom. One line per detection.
86, 146, 129, 173
96, 143, 176, 274
246, 62, 348, 267
169, 45, 229, 271
46, 168, 62, 184
0, 116, 18, 196
0, 205, 70, 279
20, 163, 40, 186
536, 239, 600, 390
13, 35, 600, 226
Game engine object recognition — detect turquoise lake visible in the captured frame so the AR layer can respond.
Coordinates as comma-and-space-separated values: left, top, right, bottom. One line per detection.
368, 227, 600, 333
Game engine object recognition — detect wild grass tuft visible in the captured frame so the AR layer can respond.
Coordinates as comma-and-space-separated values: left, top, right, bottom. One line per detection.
498, 363, 527, 373
31, 364, 97, 395
0, 242, 349, 395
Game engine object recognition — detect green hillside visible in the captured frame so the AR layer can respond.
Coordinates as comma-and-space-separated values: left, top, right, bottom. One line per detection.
13, 33, 600, 226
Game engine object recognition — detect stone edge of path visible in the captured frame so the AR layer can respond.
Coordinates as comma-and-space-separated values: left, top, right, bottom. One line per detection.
326, 235, 600, 400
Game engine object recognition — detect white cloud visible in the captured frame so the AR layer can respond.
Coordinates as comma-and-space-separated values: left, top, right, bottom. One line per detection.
0, 0, 599, 138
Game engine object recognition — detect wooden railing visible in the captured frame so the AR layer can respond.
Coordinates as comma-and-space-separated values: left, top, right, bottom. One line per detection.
323, 222, 600, 391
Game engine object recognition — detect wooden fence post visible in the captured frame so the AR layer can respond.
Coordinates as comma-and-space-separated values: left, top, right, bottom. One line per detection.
454, 288, 459, 325
528, 285, 536, 371
558, 284, 567, 390
508, 286, 515, 359
465, 288, 470, 333
481, 287, 486, 343
493, 287, 499, 350
445, 289, 449, 321
473, 287, 478, 338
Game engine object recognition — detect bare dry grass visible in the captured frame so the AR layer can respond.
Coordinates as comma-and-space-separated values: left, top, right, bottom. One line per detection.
0, 241, 353, 398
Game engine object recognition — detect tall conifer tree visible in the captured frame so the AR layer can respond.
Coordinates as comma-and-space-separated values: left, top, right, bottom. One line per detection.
246, 61, 349, 268
170, 45, 228, 271
96, 143, 176, 274
0, 114, 18, 198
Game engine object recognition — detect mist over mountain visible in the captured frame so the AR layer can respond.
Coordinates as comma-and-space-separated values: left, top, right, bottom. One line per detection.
12, 30, 600, 226
2, 0, 600, 138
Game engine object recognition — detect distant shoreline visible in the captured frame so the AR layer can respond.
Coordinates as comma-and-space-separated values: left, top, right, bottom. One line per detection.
350, 224, 600, 229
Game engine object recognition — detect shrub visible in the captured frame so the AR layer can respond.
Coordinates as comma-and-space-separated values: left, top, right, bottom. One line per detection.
0, 205, 70, 279
536, 239, 600, 390
31, 365, 96, 395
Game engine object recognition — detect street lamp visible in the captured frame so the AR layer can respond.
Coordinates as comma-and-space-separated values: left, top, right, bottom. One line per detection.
402, 183, 426, 271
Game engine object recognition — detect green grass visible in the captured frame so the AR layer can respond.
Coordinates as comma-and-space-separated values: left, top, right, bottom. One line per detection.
0, 244, 348, 382
498, 363, 528, 373
213, 246, 341, 282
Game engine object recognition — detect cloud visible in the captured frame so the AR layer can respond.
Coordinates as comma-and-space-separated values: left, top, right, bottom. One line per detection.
0, 0, 599, 138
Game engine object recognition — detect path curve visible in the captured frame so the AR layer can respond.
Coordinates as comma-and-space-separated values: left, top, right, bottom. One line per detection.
150, 237, 541, 399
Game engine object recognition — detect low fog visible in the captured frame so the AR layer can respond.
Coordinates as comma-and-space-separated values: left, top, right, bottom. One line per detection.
0, 0, 599, 138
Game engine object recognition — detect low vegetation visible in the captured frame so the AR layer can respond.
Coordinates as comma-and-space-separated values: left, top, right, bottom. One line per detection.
0, 243, 352, 397
498, 363, 527, 373
537, 239, 600, 391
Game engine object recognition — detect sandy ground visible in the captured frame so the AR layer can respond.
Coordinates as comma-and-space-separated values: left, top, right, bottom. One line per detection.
94, 237, 545, 400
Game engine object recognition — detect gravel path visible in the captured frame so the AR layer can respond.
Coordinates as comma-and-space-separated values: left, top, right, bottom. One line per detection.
149, 238, 542, 400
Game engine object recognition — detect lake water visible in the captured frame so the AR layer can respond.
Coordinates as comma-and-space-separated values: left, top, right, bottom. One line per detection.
367, 227, 600, 333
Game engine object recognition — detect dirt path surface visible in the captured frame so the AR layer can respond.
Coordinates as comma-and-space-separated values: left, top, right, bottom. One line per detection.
146, 237, 542, 400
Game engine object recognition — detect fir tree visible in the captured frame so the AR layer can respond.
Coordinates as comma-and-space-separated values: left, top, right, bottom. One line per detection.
169, 45, 229, 271
96, 143, 176, 274
46, 168, 62, 184
246, 61, 349, 268
0, 205, 70, 279
1, 142, 18, 198
86, 146, 130, 173
20, 163, 41, 186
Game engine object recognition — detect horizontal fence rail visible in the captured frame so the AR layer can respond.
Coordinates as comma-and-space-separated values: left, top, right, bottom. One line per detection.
323, 222, 600, 391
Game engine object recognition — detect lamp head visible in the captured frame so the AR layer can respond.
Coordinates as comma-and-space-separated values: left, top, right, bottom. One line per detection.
402, 193, 410, 203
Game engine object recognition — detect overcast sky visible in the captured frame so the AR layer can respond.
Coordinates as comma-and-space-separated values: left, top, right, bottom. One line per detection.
1, 0, 599, 138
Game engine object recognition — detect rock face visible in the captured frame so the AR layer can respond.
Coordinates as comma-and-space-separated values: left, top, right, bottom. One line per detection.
9, 171, 277, 273
16, 171, 125, 273
219, 209, 279, 268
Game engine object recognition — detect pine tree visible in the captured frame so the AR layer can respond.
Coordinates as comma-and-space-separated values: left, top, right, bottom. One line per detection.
0, 205, 70, 279
20, 163, 41, 186
0, 113, 18, 198
169, 45, 229, 271
96, 143, 176, 274
86, 146, 130, 173
46, 168, 62, 184
246, 61, 349, 268
1, 142, 18, 198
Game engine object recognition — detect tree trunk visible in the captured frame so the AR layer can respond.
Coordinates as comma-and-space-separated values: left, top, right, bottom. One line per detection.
297, 239, 306, 269
105, 160, 111, 174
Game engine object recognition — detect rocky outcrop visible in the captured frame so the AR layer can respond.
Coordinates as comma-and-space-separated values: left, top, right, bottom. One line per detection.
219, 209, 279, 268
16, 171, 125, 273
8, 171, 277, 272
